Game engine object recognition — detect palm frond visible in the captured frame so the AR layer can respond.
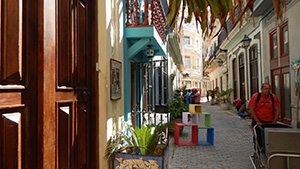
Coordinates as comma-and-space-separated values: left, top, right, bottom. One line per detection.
166, 0, 284, 38
105, 131, 133, 160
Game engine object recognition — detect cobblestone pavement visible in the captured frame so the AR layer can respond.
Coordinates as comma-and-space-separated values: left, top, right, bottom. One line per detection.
167, 101, 254, 169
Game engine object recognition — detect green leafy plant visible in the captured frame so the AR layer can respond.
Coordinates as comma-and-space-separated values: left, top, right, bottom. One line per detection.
105, 122, 171, 160
168, 97, 189, 120
180, 85, 187, 95
207, 89, 213, 95
128, 122, 171, 155
211, 87, 221, 103
220, 88, 233, 103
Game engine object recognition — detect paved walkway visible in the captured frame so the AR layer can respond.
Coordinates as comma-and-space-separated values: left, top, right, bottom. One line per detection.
167, 102, 254, 169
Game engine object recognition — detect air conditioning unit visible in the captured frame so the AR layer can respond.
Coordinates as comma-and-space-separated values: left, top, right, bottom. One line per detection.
264, 127, 300, 169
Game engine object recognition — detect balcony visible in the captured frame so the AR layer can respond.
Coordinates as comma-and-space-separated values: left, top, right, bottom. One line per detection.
126, 0, 166, 42
125, 0, 167, 61
168, 33, 183, 71
218, 6, 240, 46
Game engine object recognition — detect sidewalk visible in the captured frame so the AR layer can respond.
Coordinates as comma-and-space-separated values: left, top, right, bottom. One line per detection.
167, 102, 254, 169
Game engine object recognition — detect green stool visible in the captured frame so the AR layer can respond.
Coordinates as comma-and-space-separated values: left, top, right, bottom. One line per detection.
198, 112, 211, 128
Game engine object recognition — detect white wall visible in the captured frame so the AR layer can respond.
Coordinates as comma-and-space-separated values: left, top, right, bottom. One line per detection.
98, 0, 125, 168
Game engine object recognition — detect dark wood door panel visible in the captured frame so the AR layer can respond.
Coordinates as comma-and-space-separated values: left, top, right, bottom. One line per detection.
0, 110, 22, 169
76, 0, 88, 88
55, 99, 90, 169
58, 0, 72, 88
270, 58, 278, 69
77, 101, 88, 169
0, 92, 22, 107
0, 106, 36, 169
56, 101, 73, 169
1, 0, 23, 84
56, 91, 75, 101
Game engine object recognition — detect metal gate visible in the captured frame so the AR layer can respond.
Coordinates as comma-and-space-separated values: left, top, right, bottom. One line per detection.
132, 59, 169, 144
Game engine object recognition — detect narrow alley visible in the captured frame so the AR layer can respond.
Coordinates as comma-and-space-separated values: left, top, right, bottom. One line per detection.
168, 101, 254, 169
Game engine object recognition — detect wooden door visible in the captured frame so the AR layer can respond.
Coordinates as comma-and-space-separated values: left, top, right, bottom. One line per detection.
238, 54, 245, 100
0, 0, 38, 168
249, 45, 258, 96
232, 58, 237, 99
272, 67, 291, 124
55, 0, 98, 168
0, 0, 98, 169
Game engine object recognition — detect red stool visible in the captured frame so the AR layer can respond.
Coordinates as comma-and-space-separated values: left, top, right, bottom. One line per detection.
174, 123, 198, 146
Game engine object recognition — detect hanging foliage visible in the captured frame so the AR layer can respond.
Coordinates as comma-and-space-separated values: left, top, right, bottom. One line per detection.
166, 0, 284, 37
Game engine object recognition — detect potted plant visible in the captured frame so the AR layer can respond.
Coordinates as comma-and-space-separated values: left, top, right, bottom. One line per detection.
211, 87, 220, 105
168, 96, 189, 135
168, 97, 188, 120
219, 88, 233, 110
105, 122, 171, 169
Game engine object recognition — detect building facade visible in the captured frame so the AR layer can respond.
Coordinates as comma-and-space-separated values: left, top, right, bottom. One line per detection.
179, 16, 203, 94
204, 0, 300, 128
0, 0, 184, 168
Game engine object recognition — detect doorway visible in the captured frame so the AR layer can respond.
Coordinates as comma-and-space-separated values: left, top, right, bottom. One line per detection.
239, 54, 245, 100
272, 66, 291, 124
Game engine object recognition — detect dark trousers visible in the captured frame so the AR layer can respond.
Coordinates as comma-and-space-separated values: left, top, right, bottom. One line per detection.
235, 106, 241, 111
251, 119, 272, 151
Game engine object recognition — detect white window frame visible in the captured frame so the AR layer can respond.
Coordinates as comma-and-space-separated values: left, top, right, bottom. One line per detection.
184, 56, 191, 68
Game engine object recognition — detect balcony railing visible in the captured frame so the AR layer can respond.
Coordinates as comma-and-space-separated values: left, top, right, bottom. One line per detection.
126, 0, 166, 42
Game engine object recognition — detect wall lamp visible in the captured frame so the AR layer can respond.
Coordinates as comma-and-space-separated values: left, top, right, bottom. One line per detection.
241, 35, 251, 48
146, 46, 154, 57
217, 59, 224, 67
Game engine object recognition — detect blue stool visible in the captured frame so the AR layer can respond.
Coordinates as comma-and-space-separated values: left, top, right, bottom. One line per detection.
198, 127, 214, 146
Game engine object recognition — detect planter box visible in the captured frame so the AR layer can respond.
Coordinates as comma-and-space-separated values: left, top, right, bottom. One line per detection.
114, 146, 169, 169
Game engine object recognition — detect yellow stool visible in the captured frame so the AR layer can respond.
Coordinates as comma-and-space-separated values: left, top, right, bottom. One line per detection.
189, 104, 202, 114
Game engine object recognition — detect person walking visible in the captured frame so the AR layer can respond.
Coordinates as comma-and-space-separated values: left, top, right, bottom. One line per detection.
206, 92, 210, 102
193, 89, 200, 104
248, 83, 280, 148
185, 89, 192, 104
211, 91, 215, 105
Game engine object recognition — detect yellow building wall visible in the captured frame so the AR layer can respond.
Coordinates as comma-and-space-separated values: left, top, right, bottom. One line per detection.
98, 0, 124, 168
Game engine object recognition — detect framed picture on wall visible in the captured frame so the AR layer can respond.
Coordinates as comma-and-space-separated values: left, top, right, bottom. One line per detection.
110, 59, 122, 100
